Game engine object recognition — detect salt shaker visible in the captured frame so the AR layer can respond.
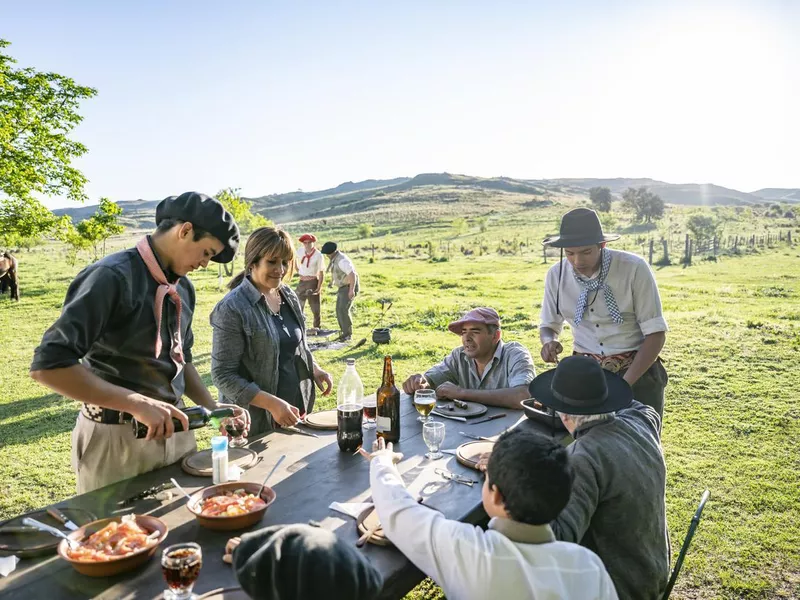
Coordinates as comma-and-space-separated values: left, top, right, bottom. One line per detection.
211, 436, 229, 484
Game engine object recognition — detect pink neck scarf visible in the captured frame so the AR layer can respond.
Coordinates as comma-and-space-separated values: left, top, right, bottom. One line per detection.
135, 237, 185, 365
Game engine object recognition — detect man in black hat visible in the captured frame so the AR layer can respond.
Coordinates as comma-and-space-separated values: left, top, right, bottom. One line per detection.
539, 207, 669, 420
225, 523, 383, 600
320, 241, 359, 341
529, 356, 669, 600
30, 191, 245, 493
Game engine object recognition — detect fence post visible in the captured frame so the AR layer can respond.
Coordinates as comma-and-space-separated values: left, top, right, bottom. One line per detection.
688, 238, 693, 264
542, 245, 547, 264
713, 236, 718, 256
684, 234, 690, 264
649, 239, 654, 265
789, 231, 793, 244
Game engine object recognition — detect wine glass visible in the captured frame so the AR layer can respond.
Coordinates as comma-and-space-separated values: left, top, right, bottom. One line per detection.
161, 542, 202, 600
423, 421, 445, 459
414, 389, 437, 423
222, 407, 248, 448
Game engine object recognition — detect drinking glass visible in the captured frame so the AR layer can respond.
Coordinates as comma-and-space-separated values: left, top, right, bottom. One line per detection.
423, 421, 445, 460
362, 396, 377, 430
161, 542, 202, 600
414, 389, 437, 423
222, 406, 248, 448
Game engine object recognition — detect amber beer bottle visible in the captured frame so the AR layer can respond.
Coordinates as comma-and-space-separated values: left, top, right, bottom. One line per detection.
376, 355, 401, 443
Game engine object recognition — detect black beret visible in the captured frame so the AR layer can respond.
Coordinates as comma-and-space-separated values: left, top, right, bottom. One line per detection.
320, 241, 337, 255
155, 191, 240, 263
233, 524, 382, 600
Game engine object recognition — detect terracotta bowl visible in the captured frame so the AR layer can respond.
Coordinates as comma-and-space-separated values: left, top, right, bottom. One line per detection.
56, 514, 168, 577
187, 482, 277, 531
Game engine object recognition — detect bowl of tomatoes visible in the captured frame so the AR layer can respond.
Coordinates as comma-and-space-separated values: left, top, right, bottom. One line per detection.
186, 482, 277, 531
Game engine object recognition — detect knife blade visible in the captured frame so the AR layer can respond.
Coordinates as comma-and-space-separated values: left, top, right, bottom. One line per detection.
469, 413, 507, 425
47, 507, 78, 531
430, 411, 467, 422
283, 425, 320, 438
458, 431, 494, 442
0, 525, 42, 534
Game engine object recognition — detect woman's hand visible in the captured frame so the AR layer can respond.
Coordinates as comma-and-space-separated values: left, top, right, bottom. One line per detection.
268, 397, 302, 427
216, 403, 251, 437
313, 366, 333, 396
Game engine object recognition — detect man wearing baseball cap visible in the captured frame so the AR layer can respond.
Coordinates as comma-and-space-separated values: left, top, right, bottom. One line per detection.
403, 307, 536, 408
31, 191, 245, 493
320, 241, 359, 342
528, 356, 668, 600
294, 233, 325, 332
539, 207, 669, 421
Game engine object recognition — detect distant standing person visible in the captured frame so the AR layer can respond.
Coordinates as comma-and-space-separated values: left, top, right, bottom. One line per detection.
0, 251, 19, 301
538, 208, 668, 420
320, 241, 359, 342
294, 233, 325, 332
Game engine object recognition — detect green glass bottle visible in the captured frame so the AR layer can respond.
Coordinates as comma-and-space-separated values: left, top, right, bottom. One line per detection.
132, 406, 235, 439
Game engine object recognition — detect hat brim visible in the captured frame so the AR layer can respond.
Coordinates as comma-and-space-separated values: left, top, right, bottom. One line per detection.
211, 247, 236, 264
447, 318, 500, 335
543, 233, 620, 248
528, 368, 633, 415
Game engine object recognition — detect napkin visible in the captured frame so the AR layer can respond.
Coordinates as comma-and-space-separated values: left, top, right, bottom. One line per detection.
329, 502, 373, 520
228, 464, 244, 481
0, 555, 19, 577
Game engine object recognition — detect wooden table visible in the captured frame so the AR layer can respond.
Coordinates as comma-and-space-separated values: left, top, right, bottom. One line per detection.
0, 396, 565, 599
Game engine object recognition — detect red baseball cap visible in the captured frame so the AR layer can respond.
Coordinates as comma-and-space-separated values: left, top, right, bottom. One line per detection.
447, 307, 501, 334
298, 233, 317, 243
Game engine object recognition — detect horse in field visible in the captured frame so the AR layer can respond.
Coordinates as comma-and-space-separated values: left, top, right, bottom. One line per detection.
0, 252, 19, 301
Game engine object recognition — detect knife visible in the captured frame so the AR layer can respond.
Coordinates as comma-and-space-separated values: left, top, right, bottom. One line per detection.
469, 413, 507, 425
283, 425, 320, 438
430, 411, 467, 422
459, 431, 494, 442
0, 525, 41, 534
47, 507, 79, 531
441, 449, 457, 455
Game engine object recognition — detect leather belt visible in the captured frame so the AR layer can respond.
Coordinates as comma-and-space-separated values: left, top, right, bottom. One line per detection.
81, 403, 132, 425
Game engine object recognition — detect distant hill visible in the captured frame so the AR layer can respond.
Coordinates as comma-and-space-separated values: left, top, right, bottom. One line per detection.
751, 188, 800, 202
53, 173, 794, 228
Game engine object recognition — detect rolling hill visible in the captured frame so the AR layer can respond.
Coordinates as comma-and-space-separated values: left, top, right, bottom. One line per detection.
751, 188, 800, 202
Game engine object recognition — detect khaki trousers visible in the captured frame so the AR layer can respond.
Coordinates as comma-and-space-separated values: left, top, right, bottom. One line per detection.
295, 279, 321, 329
71, 413, 197, 494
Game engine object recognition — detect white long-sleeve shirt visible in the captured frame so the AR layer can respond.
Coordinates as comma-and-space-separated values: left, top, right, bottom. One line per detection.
369, 454, 619, 600
539, 249, 668, 355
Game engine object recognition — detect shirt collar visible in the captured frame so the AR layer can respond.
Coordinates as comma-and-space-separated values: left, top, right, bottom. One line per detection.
572, 414, 617, 439
488, 517, 556, 544
145, 235, 178, 283
240, 275, 264, 306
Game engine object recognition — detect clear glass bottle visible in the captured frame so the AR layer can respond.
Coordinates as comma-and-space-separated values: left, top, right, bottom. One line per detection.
338, 358, 364, 406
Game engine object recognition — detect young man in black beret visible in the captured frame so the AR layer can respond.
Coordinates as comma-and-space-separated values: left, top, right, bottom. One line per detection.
320, 241, 359, 342
30, 191, 246, 493
360, 430, 618, 599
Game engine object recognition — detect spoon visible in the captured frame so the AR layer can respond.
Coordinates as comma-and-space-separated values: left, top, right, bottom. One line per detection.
22, 517, 80, 550
257, 455, 286, 500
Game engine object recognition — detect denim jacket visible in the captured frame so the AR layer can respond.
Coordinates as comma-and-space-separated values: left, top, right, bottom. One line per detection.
210, 276, 316, 435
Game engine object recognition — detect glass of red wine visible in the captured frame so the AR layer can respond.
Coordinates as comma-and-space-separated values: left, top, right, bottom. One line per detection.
161, 542, 202, 600
221, 407, 248, 448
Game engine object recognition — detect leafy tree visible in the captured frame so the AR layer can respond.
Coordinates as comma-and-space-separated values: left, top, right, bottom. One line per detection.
476, 216, 489, 233
622, 187, 665, 224
452, 217, 468, 235
686, 214, 721, 245
0, 39, 96, 203
71, 198, 125, 259
216, 187, 272, 234
0, 196, 59, 246
589, 186, 612, 212
357, 223, 374, 238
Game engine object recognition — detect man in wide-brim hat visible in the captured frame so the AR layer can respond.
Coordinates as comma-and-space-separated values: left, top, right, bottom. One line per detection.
529, 356, 669, 600
538, 207, 669, 422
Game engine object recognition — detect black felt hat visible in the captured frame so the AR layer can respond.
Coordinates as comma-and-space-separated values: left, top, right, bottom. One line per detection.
320, 241, 338, 254
543, 208, 620, 248
528, 355, 632, 415
155, 191, 240, 263
233, 523, 383, 600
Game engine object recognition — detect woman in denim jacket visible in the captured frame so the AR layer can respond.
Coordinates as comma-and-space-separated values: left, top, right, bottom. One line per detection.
211, 227, 333, 435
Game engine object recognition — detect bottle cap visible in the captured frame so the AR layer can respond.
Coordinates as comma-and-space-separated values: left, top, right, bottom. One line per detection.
211, 436, 228, 452
346, 358, 356, 366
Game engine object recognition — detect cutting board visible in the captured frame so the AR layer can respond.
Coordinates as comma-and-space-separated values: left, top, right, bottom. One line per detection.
303, 409, 339, 431
356, 506, 391, 547
0, 507, 97, 557
181, 447, 260, 477
456, 440, 495, 470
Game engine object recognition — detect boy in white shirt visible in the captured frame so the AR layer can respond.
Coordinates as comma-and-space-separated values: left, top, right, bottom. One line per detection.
294, 233, 325, 331
360, 429, 618, 600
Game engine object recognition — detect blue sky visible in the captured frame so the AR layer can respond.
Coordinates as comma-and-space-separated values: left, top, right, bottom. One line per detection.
4, 0, 798, 209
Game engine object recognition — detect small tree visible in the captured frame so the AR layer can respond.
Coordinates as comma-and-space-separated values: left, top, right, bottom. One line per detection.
476, 217, 489, 233
622, 187, 665, 224
0, 196, 59, 247
686, 214, 721, 246
216, 188, 272, 234
357, 223, 374, 238
589, 187, 612, 212
452, 217, 468, 235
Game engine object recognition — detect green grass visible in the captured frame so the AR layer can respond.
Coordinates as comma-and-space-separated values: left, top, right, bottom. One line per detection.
1, 214, 799, 598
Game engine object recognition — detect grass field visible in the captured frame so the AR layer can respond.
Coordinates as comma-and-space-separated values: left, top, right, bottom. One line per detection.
1, 206, 799, 598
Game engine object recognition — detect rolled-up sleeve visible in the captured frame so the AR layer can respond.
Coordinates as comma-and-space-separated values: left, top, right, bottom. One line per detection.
210, 302, 261, 407
30, 265, 122, 371
424, 349, 460, 388
505, 344, 536, 387
539, 264, 565, 334
633, 261, 668, 336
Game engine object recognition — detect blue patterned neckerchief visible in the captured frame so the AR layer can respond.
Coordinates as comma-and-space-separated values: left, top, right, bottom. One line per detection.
573, 249, 623, 325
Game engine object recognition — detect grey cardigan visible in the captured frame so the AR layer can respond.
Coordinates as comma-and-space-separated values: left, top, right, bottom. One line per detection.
551, 401, 670, 600
210, 277, 316, 435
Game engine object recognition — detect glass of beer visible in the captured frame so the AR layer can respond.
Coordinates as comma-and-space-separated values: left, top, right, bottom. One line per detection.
414, 389, 437, 422
161, 542, 202, 599
423, 421, 445, 460
362, 396, 377, 430
337, 403, 364, 452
